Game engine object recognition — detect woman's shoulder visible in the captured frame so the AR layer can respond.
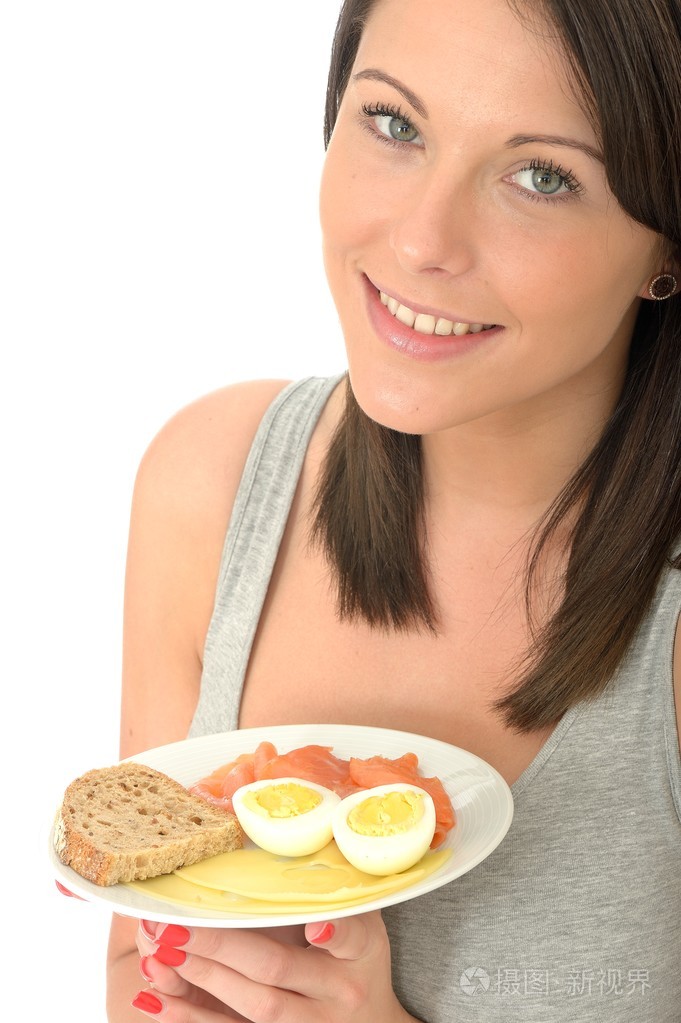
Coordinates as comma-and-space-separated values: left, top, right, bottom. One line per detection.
141, 377, 293, 463
126, 380, 294, 644
133, 378, 293, 515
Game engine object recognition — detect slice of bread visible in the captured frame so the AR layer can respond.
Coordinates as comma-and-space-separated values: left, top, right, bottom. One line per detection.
54, 761, 244, 886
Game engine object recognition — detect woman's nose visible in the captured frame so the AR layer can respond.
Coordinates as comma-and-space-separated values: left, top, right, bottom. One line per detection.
389, 176, 477, 278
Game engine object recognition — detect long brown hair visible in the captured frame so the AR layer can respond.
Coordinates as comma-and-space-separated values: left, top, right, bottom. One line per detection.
313, 0, 681, 731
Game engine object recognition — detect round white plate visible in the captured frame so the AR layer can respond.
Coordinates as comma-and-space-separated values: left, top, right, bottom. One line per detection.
50, 723, 513, 927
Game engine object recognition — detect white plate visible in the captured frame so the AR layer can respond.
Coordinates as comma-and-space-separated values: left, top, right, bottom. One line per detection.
50, 724, 513, 927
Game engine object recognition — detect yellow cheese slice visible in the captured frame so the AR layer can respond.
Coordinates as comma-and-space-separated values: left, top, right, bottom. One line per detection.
125, 842, 450, 915
126, 872, 408, 915
175, 841, 447, 902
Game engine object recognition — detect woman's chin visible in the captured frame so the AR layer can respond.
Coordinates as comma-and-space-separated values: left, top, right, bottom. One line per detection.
347, 368, 454, 436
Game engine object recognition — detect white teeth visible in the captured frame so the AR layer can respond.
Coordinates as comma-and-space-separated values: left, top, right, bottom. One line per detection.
395, 303, 416, 328
414, 313, 436, 334
379, 291, 492, 337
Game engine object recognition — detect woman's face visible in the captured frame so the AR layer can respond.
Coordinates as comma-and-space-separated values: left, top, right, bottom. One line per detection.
320, 0, 663, 436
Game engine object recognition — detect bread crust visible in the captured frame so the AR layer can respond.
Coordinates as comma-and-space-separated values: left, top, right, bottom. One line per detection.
54, 761, 244, 885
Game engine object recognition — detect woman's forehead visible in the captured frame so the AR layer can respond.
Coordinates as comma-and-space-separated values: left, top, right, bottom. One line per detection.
352, 0, 595, 145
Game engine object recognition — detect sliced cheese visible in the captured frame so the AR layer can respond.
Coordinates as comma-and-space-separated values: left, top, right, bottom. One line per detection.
125, 841, 450, 914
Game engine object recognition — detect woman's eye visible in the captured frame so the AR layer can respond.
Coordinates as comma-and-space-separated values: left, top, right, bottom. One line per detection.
511, 161, 578, 199
374, 113, 419, 143
360, 103, 422, 147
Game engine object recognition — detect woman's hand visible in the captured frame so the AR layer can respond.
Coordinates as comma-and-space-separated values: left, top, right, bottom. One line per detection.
132, 912, 418, 1023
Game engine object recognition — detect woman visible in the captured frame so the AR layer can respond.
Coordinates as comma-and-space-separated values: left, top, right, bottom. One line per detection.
107, 0, 681, 1019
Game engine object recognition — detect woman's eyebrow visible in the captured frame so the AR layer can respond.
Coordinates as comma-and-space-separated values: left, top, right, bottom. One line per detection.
352, 68, 429, 118
506, 133, 604, 164
352, 71, 603, 165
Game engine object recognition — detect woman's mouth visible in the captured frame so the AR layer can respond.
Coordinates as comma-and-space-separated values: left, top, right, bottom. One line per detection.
378, 290, 496, 338
361, 275, 501, 363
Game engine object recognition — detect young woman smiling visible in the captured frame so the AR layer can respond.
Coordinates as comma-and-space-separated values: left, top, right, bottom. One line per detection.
105, 1, 681, 1020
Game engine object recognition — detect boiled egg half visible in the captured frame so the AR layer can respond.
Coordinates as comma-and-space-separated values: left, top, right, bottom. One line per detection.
332, 783, 437, 875
231, 777, 341, 857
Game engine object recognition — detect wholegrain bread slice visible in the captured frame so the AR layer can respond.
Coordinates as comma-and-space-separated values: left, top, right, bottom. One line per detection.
54, 761, 244, 886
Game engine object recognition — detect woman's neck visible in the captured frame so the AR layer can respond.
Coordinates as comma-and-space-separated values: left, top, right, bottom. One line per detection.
421, 374, 621, 527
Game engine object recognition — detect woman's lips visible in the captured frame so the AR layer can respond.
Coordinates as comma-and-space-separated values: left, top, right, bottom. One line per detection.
363, 275, 502, 362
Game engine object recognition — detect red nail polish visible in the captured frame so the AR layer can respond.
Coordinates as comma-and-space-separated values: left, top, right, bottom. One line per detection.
132, 990, 163, 1015
309, 922, 335, 944
153, 944, 186, 967
157, 923, 191, 947
157, 924, 191, 945
55, 881, 86, 900
139, 956, 154, 982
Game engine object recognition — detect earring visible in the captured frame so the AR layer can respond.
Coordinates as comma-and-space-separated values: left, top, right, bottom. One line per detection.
648, 273, 678, 300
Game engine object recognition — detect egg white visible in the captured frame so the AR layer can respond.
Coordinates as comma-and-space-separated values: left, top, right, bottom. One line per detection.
332, 783, 437, 875
231, 777, 341, 857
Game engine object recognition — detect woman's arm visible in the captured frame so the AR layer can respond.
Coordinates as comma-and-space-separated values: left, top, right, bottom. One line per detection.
106, 380, 289, 1022
107, 378, 425, 1022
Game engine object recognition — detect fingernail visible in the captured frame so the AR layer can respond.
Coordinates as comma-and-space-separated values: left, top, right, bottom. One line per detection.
55, 881, 86, 901
157, 923, 191, 947
153, 945, 186, 967
132, 990, 164, 1015
140, 919, 159, 942
139, 956, 154, 982
308, 922, 335, 944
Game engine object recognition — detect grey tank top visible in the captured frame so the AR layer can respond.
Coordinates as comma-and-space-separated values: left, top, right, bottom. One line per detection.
190, 376, 681, 1023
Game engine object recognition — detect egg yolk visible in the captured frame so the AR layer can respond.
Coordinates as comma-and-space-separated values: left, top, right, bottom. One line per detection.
242, 782, 322, 819
347, 790, 424, 837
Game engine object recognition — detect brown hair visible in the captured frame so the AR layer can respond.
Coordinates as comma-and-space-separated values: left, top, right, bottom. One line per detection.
313, 0, 681, 730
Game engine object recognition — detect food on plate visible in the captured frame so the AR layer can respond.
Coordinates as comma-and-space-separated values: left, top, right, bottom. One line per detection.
53, 762, 244, 886
257, 743, 352, 790
128, 838, 451, 913
230, 777, 341, 856
191, 741, 455, 847
348, 753, 455, 848
332, 784, 437, 875
54, 737, 456, 914
190, 743, 353, 808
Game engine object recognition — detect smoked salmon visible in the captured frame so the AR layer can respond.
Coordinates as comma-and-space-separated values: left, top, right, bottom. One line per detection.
258, 744, 354, 794
190, 741, 455, 847
189, 753, 256, 813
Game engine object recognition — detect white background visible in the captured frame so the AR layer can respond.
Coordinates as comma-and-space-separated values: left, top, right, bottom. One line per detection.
3, 2, 345, 1018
